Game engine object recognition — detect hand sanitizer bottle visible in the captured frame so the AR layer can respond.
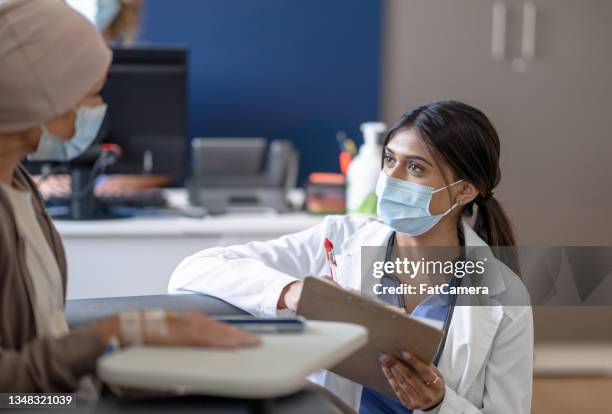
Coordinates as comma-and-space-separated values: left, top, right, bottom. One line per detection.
346, 122, 387, 214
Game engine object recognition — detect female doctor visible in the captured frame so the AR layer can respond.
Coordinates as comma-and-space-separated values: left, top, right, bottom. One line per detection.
169, 101, 533, 413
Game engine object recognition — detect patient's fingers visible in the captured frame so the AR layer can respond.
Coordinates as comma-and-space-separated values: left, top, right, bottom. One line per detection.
146, 310, 261, 348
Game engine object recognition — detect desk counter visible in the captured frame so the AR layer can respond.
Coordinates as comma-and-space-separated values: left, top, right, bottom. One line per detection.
55, 213, 323, 300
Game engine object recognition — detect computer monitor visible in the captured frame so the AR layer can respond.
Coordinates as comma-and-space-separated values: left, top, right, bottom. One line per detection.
100, 46, 188, 181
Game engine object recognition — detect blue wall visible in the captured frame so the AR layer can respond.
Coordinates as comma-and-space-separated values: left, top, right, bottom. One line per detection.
139, 0, 382, 182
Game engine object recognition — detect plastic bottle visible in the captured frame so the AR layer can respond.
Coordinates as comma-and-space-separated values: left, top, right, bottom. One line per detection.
346, 122, 387, 214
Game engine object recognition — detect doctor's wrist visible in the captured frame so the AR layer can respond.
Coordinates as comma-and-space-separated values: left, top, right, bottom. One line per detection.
277, 280, 303, 311
422, 388, 445, 412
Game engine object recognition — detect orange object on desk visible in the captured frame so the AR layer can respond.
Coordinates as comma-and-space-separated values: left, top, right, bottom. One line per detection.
306, 173, 346, 214
308, 173, 346, 185
339, 152, 352, 174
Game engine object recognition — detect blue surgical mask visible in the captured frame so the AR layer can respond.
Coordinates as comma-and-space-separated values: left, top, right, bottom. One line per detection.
375, 172, 463, 236
95, 0, 122, 30
29, 104, 107, 162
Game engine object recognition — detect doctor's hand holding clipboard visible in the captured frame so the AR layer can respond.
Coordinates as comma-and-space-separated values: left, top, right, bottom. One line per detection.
286, 276, 446, 410
379, 352, 446, 411
277, 244, 448, 412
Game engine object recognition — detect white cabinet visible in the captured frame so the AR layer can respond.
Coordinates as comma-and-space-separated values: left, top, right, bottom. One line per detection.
382, 0, 612, 244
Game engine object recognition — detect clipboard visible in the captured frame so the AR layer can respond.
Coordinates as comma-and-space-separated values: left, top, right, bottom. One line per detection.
296, 276, 443, 396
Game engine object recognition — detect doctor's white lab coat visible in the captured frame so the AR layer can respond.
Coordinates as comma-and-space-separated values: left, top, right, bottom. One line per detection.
169, 215, 533, 413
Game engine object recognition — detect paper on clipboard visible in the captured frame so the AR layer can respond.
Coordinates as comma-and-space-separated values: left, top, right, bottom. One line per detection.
296, 276, 443, 397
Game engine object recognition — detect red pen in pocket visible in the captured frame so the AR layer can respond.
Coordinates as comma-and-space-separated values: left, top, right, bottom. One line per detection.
324, 238, 337, 282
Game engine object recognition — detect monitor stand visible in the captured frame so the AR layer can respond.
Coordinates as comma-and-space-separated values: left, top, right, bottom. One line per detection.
52, 166, 128, 221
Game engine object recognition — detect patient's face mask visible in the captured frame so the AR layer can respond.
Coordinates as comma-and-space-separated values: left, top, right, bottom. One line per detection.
29, 104, 107, 162
375, 172, 463, 236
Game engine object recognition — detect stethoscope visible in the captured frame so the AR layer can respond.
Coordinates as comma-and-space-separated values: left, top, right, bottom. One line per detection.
379, 232, 463, 366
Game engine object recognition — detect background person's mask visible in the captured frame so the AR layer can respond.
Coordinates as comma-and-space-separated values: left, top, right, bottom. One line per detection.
95, 0, 121, 30
375, 172, 463, 236
29, 103, 107, 162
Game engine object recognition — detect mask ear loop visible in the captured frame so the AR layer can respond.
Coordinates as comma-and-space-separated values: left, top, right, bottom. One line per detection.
441, 201, 460, 216
431, 179, 464, 194
429, 179, 464, 216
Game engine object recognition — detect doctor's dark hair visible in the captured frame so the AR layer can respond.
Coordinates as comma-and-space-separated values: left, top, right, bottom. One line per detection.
382, 100, 519, 274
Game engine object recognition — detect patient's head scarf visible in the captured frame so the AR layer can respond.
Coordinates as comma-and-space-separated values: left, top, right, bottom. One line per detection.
0, 0, 112, 134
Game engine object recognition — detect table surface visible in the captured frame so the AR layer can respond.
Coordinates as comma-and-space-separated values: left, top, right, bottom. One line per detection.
66, 294, 248, 328
98, 320, 368, 399
91, 389, 340, 414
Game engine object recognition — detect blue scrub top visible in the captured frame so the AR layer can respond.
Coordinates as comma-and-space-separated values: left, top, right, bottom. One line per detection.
359, 295, 449, 414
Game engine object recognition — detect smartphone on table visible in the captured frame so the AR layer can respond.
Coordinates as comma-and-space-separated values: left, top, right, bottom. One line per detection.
215, 316, 306, 334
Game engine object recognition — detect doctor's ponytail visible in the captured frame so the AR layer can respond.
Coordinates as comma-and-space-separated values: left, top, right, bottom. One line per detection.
383, 101, 520, 275
473, 195, 520, 274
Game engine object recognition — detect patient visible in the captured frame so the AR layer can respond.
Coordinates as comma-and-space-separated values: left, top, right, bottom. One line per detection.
0, 0, 258, 393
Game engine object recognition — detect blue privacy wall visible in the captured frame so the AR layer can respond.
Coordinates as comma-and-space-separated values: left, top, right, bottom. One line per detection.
138, 0, 382, 182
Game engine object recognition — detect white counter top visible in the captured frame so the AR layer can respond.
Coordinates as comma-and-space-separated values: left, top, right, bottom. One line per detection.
57, 209, 324, 299
54, 212, 323, 238
56, 188, 325, 299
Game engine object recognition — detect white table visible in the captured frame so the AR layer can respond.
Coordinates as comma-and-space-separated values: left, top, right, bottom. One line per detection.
55, 207, 322, 300
97, 320, 368, 398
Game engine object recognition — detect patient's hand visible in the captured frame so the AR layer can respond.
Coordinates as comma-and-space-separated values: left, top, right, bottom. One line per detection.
146, 310, 261, 348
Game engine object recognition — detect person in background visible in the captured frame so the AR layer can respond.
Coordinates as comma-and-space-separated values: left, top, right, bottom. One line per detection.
0, 0, 259, 393
35, 0, 170, 199
94, 0, 143, 46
